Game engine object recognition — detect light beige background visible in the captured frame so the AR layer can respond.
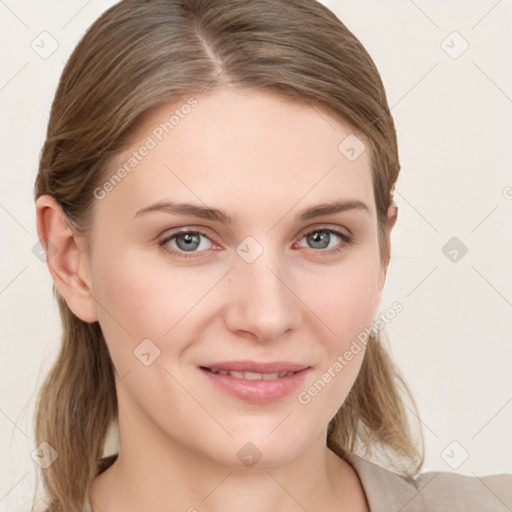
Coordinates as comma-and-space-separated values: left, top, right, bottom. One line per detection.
1, 1, 511, 510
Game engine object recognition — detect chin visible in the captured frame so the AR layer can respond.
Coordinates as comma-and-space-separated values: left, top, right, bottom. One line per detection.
202, 432, 309, 469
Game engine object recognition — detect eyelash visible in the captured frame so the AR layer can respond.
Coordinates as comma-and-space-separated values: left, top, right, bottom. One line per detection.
157, 225, 353, 259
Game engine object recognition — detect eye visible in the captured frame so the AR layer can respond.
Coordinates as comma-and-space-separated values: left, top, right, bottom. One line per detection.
158, 229, 214, 258
158, 225, 352, 259
295, 226, 352, 254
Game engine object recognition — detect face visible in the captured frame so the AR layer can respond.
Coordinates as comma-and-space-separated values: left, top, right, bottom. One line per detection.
75, 87, 392, 467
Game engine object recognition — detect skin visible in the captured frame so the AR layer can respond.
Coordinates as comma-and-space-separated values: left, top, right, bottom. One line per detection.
36, 86, 397, 512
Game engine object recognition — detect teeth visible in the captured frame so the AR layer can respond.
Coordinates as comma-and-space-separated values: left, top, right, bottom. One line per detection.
208, 369, 295, 380
244, 371, 265, 380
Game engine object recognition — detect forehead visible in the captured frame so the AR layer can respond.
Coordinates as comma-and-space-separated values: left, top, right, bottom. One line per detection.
97, 87, 374, 222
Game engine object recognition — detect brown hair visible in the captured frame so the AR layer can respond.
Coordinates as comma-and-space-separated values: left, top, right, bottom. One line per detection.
33, 0, 424, 510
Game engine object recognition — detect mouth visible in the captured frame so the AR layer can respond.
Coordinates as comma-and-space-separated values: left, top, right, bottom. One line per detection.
198, 362, 311, 403
199, 366, 298, 380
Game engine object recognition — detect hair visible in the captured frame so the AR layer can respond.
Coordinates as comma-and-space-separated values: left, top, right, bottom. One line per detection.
32, 0, 425, 510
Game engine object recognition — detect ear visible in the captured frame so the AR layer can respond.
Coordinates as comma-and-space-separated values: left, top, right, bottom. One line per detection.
35, 195, 98, 323
377, 201, 398, 291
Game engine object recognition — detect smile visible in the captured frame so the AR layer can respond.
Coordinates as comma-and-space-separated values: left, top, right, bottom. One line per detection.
202, 367, 296, 380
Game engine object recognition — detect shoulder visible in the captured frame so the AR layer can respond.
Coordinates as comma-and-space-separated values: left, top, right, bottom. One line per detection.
349, 453, 512, 512
415, 468, 512, 511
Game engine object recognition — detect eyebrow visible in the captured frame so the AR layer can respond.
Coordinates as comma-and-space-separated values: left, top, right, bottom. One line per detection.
134, 198, 370, 224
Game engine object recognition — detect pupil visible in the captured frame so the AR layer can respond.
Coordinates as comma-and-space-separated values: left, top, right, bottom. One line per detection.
309, 230, 329, 249
178, 232, 200, 251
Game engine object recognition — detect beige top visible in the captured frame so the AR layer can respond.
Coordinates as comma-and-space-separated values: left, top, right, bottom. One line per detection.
349, 454, 512, 511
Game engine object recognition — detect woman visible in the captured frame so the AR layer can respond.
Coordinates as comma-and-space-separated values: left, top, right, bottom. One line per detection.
32, 0, 512, 510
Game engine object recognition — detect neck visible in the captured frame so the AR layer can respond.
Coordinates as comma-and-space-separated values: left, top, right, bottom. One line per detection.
88, 396, 369, 512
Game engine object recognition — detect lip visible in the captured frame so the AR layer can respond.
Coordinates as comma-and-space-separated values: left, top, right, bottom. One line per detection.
199, 360, 310, 373
198, 362, 311, 404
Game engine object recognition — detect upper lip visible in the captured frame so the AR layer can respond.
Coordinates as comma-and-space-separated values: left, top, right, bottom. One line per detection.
199, 361, 310, 373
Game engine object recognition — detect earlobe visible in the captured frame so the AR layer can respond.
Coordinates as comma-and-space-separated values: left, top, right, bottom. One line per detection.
388, 201, 398, 230
35, 195, 98, 323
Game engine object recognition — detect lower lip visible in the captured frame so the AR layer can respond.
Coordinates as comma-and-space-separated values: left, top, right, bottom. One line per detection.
199, 367, 310, 404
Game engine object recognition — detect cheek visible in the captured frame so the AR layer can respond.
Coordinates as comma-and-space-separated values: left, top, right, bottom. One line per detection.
91, 235, 381, 379
294, 261, 380, 420
299, 256, 381, 345
91, 246, 215, 367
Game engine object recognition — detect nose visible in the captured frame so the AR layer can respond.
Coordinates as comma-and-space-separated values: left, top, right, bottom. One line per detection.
223, 246, 300, 343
